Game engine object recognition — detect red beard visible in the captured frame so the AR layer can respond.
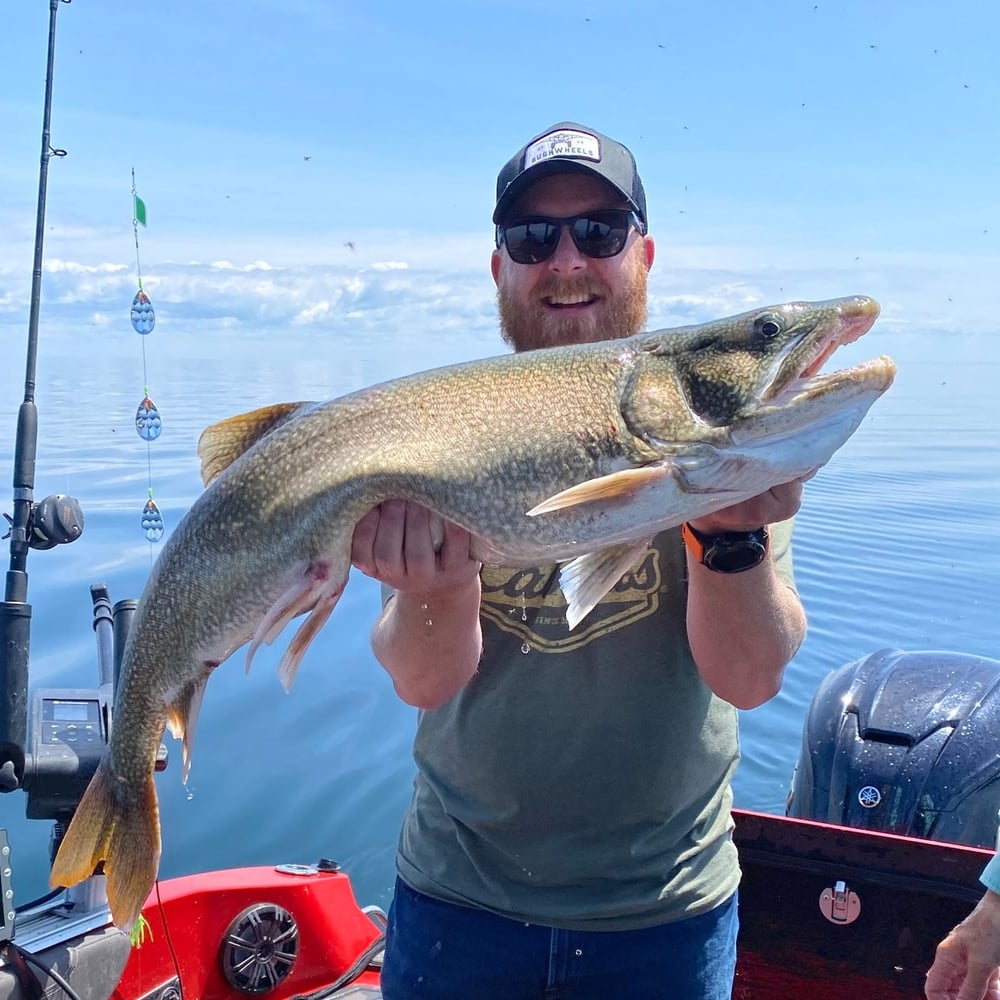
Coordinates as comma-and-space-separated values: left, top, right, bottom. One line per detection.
497, 260, 649, 352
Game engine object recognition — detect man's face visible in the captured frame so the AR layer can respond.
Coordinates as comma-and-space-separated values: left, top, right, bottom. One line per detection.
491, 172, 655, 352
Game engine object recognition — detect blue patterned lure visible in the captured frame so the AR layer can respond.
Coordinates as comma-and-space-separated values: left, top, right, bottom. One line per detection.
135, 396, 162, 441
140, 497, 164, 542
131, 289, 155, 335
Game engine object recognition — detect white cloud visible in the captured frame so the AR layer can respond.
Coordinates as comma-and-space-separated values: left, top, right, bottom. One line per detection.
2, 228, 997, 352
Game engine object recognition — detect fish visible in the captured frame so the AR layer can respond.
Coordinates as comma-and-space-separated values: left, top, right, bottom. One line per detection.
49, 295, 894, 930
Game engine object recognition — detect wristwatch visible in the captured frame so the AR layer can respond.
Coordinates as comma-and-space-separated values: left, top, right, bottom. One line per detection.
681, 522, 769, 574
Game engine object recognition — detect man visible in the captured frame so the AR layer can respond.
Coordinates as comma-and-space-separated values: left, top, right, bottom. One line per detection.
926, 853, 1000, 1000
351, 122, 807, 999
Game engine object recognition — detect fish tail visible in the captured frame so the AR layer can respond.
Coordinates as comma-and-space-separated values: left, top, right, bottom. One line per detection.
49, 757, 162, 932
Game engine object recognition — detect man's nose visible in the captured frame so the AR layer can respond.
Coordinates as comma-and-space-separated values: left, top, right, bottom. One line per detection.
546, 226, 586, 272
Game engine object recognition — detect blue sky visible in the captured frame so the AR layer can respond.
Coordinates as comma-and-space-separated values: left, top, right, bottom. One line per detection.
2, 0, 998, 346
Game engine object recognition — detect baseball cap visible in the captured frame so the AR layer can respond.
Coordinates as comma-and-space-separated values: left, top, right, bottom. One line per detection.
493, 122, 647, 230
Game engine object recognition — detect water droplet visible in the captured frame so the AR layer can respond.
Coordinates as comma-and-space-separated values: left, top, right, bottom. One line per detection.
424, 619, 433, 627
185, 787, 195, 801
520, 642, 531, 654
131, 289, 156, 334
420, 602, 429, 611
141, 498, 164, 542
135, 395, 162, 440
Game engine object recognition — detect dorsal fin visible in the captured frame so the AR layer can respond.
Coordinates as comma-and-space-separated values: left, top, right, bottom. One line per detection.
197, 402, 314, 486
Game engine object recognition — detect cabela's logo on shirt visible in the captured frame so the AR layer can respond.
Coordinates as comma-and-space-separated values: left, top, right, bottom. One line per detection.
480, 545, 668, 652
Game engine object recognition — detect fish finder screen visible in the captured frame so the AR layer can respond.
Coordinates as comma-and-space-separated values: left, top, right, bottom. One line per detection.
52, 700, 90, 722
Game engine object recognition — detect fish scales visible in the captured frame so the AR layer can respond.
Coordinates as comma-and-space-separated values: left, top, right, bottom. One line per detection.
50, 296, 895, 930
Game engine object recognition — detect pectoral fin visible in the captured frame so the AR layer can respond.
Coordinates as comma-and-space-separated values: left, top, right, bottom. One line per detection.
244, 560, 350, 691
527, 464, 674, 516
559, 540, 653, 630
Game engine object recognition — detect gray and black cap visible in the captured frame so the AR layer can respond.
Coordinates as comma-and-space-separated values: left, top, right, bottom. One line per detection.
493, 122, 647, 230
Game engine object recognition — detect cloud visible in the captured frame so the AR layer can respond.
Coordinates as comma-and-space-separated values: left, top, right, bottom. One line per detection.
2, 226, 997, 353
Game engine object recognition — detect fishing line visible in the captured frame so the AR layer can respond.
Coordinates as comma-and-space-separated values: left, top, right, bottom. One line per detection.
129, 168, 164, 550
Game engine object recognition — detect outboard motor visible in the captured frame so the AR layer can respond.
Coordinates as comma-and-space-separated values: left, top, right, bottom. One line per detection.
786, 647, 1000, 848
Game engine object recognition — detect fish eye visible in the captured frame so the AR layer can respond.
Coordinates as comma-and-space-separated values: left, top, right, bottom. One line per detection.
754, 313, 782, 339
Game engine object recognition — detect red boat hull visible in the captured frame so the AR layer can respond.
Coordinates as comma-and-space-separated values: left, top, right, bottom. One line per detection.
109, 810, 992, 999
733, 810, 991, 998
113, 865, 383, 999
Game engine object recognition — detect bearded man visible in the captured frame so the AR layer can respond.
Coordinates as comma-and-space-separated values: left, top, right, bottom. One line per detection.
352, 122, 807, 1000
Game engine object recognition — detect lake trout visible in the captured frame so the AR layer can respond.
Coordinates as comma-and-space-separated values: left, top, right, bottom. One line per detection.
50, 295, 894, 930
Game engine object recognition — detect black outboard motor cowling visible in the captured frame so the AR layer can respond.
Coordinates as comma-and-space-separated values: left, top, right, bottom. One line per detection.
786, 647, 1000, 848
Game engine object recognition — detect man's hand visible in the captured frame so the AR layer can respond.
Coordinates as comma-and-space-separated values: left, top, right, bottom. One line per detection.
926, 891, 1000, 1000
682, 477, 808, 709
686, 478, 806, 535
351, 500, 481, 596
352, 501, 483, 708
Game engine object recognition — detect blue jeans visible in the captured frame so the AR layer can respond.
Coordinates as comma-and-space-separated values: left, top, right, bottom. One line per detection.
380, 877, 738, 999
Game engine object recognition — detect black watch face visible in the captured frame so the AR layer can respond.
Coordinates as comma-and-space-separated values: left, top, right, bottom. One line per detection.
705, 535, 767, 573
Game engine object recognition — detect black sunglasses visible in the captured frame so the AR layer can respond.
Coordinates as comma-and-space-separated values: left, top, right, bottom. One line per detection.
496, 209, 644, 265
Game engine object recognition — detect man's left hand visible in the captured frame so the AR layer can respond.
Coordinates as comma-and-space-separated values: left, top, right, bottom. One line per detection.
687, 477, 808, 534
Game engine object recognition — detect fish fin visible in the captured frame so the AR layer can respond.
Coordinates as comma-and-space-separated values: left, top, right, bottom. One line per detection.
527, 465, 673, 516
164, 671, 212, 783
559, 540, 653, 630
277, 587, 343, 692
50, 756, 162, 932
197, 402, 315, 487
244, 563, 347, 678
242, 562, 349, 686
244, 573, 317, 674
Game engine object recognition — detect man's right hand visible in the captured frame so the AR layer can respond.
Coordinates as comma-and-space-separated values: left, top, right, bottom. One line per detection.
351, 501, 484, 708
351, 500, 482, 596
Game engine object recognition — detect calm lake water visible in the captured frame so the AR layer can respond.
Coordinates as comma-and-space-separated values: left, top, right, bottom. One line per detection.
1, 307, 998, 916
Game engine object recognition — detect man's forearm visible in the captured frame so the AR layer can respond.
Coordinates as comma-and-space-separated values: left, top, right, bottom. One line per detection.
372, 578, 483, 709
685, 554, 806, 710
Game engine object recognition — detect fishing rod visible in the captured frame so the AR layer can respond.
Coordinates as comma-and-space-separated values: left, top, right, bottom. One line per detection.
0, 0, 84, 796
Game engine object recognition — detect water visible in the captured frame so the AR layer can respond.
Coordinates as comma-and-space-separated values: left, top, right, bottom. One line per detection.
1, 312, 998, 919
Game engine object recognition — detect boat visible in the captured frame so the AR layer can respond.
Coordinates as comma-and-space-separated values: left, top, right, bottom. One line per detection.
4, 581, 995, 998
1, 6, 996, 998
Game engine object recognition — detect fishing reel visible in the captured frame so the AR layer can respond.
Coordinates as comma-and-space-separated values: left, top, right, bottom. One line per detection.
2, 493, 83, 550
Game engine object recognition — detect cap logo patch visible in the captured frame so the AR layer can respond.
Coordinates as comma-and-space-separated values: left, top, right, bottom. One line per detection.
525, 129, 600, 167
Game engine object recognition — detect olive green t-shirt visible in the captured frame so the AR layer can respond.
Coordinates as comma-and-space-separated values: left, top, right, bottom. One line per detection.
396, 521, 796, 931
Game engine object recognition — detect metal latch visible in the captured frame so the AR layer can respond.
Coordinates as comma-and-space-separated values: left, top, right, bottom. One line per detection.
819, 880, 861, 924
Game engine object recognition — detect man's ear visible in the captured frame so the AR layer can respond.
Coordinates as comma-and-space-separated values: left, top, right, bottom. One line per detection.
643, 234, 655, 271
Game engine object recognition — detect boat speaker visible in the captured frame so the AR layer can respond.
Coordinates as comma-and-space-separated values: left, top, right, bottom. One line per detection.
220, 902, 300, 994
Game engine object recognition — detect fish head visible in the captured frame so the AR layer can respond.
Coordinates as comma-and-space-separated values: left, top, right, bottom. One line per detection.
623, 295, 895, 484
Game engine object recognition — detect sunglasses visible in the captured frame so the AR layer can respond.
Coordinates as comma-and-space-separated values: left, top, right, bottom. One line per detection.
496, 209, 644, 265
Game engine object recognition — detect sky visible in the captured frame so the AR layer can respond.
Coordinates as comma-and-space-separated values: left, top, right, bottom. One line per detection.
2, 0, 999, 354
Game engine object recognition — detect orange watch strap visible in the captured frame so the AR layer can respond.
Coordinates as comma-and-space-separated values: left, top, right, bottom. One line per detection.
680, 521, 706, 562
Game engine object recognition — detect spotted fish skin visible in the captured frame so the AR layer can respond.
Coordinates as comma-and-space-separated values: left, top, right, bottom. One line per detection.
50, 296, 894, 930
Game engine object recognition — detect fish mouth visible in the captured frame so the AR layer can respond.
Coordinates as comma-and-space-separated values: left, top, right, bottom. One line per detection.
763, 296, 892, 402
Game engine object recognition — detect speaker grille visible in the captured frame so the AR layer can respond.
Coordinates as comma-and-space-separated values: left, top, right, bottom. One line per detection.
220, 903, 300, 994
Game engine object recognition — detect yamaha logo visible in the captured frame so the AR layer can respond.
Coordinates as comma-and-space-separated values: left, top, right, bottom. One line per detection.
858, 786, 882, 808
